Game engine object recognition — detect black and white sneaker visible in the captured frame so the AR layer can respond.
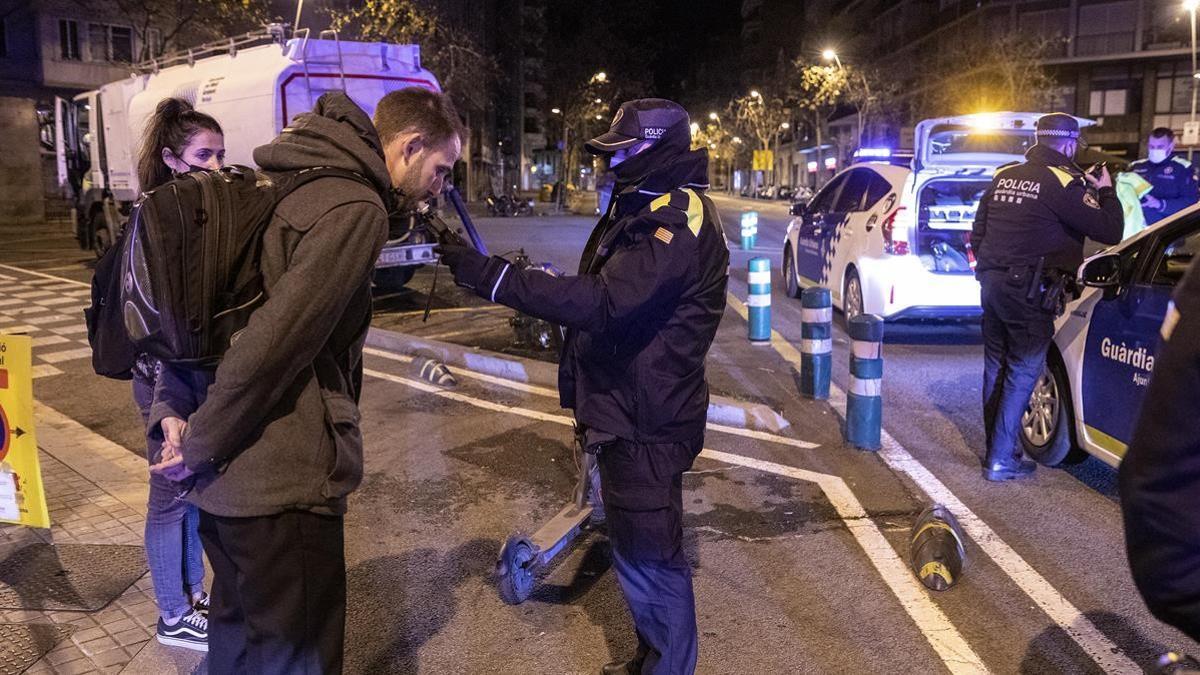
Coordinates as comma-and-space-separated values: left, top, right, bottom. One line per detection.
156, 609, 208, 651
192, 592, 210, 616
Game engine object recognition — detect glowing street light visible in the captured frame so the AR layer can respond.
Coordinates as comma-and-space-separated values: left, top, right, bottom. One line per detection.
781, 122, 790, 129
551, 107, 561, 114
709, 111, 719, 120
592, 71, 607, 83
749, 89, 761, 99
822, 48, 843, 69
595, 114, 604, 120
732, 136, 743, 144
690, 122, 700, 135
594, 98, 602, 104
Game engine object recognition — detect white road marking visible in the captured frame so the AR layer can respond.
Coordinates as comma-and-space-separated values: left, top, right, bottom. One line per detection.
47, 324, 89, 336
0, 325, 38, 335
38, 346, 93, 364
0, 298, 26, 308
725, 293, 1140, 674
34, 296, 79, 306
32, 335, 69, 347
0, 272, 14, 280
0, 264, 89, 287
363, 366, 988, 673
363, 348, 818, 449
23, 313, 77, 326
13, 290, 55, 299
31, 364, 64, 379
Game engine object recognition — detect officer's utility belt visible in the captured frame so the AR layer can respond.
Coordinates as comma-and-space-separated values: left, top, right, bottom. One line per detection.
1007, 257, 1077, 315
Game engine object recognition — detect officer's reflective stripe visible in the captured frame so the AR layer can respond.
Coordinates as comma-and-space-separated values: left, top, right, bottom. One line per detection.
852, 340, 881, 359
681, 188, 704, 236
1048, 166, 1074, 187
649, 193, 672, 212
1173, 156, 1193, 168
1161, 301, 1181, 341
801, 338, 831, 354
850, 375, 882, 397
490, 263, 511, 303
994, 164, 1019, 177
748, 270, 771, 285
747, 294, 771, 307
802, 307, 832, 323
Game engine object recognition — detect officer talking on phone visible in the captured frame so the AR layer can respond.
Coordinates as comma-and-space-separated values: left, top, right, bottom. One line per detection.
970, 113, 1124, 482
436, 98, 729, 674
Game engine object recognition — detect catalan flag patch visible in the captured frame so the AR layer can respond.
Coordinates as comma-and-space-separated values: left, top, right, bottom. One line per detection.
653, 227, 674, 245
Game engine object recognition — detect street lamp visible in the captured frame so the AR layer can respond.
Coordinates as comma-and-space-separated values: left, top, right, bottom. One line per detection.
821, 49, 843, 69
781, 122, 790, 130
749, 89, 761, 99
592, 71, 607, 83
709, 111, 719, 121
1188, 0, 1199, 160
690, 122, 700, 136
551, 107, 561, 115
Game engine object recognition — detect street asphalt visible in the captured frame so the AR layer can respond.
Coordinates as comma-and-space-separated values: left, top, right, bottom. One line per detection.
1, 198, 1195, 673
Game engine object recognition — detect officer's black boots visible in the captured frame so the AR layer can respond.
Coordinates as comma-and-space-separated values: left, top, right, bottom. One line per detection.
982, 458, 1036, 482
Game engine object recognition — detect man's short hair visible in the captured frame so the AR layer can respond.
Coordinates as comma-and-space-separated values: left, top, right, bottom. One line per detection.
1151, 126, 1176, 141
374, 88, 465, 150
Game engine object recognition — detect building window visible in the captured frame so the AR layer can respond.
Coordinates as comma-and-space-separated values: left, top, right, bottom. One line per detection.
1156, 62, 1194, 114
88, 23, 133, 63
1090, 89, 1128, 116
1075, 1, 1136, 56
146, 28, 162, 59
59, 19, 80, 60
1018, 9, 1069, 57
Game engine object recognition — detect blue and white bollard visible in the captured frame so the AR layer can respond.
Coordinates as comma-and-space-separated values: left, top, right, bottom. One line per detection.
748, 257, 771, 342
846, 314, 884, 450
740, 211, 758, 250
799, 287, 832, 399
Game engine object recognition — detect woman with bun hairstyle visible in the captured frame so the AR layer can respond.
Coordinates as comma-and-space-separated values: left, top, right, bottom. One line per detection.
132, 97, 224, 652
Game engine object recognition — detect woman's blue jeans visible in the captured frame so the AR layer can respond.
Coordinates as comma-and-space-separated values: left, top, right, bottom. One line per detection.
133, 374, 205, 619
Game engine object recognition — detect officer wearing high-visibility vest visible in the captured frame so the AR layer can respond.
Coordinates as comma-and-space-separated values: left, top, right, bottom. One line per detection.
1129, 127, 1200, 226
436, 98, 729, 675
970, 113, 1123, 482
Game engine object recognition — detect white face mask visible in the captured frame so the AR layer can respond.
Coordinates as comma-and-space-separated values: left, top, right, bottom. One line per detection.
1149, 148, 1170, 163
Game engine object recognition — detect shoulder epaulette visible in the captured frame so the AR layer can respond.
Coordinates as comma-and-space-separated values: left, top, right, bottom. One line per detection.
649, 188, 704, 237
1172, 156, 1193, 168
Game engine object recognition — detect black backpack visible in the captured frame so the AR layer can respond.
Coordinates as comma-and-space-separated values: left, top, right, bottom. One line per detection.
85, 224, 137, 380
109, 165, 373, 369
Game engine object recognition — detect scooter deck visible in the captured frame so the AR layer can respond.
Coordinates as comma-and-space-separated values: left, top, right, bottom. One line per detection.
530, 502, 594, 566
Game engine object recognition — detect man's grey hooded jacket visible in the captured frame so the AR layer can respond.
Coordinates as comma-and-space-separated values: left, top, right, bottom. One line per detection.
149, 92, 390, 517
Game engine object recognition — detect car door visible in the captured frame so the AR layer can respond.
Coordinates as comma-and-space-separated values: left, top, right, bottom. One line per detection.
1081, 217, 1200, 456
795, 172, 847, 286
827, 168, 873, 288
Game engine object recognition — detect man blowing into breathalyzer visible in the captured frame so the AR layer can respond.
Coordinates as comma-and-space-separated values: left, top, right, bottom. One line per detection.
437, 98, 729, 675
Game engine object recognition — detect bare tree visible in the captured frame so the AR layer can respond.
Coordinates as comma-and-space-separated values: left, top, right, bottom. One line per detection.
327, 0, 500, 113
71, 0, 271, 62
909, 32, 1061, 119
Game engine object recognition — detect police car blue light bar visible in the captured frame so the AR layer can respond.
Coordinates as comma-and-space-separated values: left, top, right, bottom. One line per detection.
854, 147, 892, 158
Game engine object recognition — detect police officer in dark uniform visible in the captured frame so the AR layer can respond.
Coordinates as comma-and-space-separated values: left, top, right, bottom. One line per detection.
436, 98, 729, 675
1130, 127, 1200, 226
970, 113, 1123, 481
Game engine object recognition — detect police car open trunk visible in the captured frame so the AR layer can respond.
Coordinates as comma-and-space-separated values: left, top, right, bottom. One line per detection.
912, 112, 1096, 275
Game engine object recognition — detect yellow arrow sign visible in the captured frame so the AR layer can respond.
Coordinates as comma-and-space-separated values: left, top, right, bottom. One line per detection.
0, 334, 50, 528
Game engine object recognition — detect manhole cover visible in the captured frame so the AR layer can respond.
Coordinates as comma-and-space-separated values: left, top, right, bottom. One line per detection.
0, 623, 73, 674
0, 543, 146, 611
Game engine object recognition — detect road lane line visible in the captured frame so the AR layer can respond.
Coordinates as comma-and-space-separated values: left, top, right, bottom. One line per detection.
364, 366, 988, 673
363, 348, 817, 449
726, 293, 1140, 674
0, 264, 89, 287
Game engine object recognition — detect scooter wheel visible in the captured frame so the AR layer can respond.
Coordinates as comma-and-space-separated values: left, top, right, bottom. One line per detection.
496, 534, 537, 605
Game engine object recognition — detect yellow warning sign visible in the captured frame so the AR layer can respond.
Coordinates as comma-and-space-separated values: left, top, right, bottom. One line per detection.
0, 334, 50, 528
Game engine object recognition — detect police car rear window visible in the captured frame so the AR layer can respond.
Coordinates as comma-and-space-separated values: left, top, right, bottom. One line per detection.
928, 125, 1035, 157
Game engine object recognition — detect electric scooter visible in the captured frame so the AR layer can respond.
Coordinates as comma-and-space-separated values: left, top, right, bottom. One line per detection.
496, 428, 604, 604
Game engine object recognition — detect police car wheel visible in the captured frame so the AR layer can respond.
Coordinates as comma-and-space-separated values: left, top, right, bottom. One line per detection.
783, 246, 801, 299
1019, 361, 1075, 466
842, 270, 864, 326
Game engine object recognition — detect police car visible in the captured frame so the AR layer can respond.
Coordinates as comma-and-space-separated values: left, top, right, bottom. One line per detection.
783, 112, 1094, 322
1020, 204, 1200, 466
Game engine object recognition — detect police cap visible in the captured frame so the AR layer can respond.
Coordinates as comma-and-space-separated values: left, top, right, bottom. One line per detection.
586, 98, 690, 155
1035, 113, 1080, 139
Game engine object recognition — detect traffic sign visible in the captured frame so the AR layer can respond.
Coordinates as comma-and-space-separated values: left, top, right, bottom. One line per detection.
1184, 121, 1200, 146
0, 335, 49, 528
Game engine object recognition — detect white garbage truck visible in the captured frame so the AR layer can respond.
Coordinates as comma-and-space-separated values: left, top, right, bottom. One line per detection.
58, 23, 444, 289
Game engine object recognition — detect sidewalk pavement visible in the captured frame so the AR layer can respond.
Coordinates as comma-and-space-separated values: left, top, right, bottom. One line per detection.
0, 402, 204, 674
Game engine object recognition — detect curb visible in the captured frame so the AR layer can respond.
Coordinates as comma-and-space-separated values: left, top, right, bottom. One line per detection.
366, 327, 790, 434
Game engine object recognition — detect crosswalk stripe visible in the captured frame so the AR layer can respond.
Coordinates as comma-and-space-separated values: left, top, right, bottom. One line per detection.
24, 313, 77, 325
37, 346, 93, 364
47, 324, 88, 336
32, 335, 70, 347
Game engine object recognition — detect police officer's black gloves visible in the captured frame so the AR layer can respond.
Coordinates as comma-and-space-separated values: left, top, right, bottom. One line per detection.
433, 243, 511, 301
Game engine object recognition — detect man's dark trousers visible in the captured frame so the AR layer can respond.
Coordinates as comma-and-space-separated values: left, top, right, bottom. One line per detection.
598, 436, 701, 675
979, 268, 1056, 467
198, 509, 346, 674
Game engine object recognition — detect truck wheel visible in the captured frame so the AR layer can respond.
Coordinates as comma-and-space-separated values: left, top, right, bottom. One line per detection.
1019, 360, 1081, 466
496, 534, 537, 605
373, 266, 416, 290
783, 245, 801, 299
